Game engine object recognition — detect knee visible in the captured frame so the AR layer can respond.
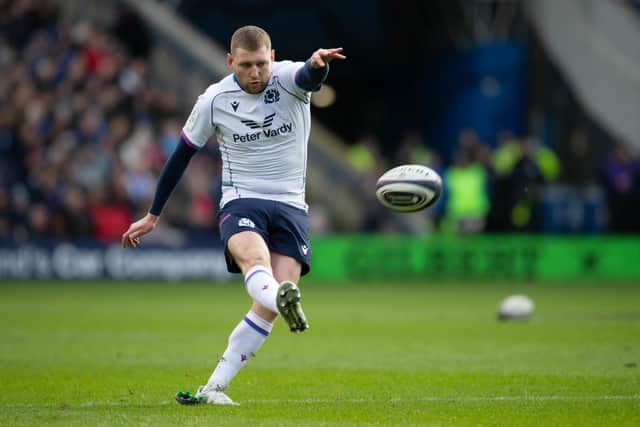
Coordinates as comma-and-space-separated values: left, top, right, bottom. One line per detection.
228, 231, 271, 274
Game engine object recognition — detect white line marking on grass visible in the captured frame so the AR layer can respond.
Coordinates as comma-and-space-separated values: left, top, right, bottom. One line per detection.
244, 395, 640, 404
3, 395, 639, 408
78, 401, 174, 407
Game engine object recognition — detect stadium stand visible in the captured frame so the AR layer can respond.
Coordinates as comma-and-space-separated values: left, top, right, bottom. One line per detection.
0, 1, 221, 243
1, 0, 639, 244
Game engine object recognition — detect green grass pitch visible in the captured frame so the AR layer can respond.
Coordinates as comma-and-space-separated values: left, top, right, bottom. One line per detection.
0, 280, 638, 426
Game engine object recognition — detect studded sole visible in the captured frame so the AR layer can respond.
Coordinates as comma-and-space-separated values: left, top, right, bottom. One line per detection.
277, 281, 309, 333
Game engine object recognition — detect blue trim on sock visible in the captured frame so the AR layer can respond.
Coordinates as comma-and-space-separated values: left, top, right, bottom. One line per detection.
243, 316, 270, 336
244, 268, 269, 286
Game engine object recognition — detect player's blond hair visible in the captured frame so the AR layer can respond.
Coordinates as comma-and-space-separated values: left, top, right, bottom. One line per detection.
230, 25, 271, 53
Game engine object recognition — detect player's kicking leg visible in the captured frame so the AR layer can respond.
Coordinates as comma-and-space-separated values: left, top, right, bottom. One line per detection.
175, 208, 311, 405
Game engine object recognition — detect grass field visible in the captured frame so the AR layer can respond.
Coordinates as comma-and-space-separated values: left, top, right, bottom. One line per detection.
0, 280, 638, 426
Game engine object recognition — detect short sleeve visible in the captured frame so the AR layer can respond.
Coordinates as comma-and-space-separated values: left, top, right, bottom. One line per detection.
181, 94, 214, 149
276, 61, 310, 100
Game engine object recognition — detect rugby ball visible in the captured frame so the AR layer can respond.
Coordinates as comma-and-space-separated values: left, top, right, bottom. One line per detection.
375, 164, 443, 212
497, 295, 535, 321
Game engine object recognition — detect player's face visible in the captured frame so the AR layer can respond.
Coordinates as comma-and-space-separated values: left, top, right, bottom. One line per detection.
227, 46, 274, 94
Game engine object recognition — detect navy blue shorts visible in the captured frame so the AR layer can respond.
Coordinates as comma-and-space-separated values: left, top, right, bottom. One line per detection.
218, 198, 311, 276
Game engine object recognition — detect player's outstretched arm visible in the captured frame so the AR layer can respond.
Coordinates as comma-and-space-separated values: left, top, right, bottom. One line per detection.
121, 137, 198, 248
309, 47, 346, 68
295, 48, 346, 92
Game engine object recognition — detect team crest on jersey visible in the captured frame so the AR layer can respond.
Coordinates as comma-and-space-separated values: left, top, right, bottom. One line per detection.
264, 88, 280, 104
238, 218, 255, 228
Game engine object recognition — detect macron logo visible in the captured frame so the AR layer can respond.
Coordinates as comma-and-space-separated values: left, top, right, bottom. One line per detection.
301, 244, 308, 255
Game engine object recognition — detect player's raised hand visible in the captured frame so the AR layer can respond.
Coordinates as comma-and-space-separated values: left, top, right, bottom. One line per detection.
121, 213, 159, 248
310, 47, 346, 68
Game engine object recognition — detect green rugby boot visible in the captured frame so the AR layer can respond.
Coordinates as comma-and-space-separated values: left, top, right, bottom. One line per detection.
175, 385, 238, 406
276, 281, 309, 333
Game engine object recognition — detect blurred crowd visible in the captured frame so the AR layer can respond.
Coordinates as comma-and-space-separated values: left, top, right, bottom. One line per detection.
0, 1, 222, 244
348, 126, 640, 234
1, 1, 639, 245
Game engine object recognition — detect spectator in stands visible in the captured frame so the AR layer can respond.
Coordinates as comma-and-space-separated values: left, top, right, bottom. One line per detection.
601, 143, 640, 232
348, 133, 381, 176
346, 134, 391, 231
88, 182, 132, 245
442, 138, 490, 234
487, 133, 559, 232
61, 186, 93, 238
503, 137, 546, 231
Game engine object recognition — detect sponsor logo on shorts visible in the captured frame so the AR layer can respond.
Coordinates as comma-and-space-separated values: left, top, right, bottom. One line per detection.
301, 244, 309, 255
238, 218, 255, 228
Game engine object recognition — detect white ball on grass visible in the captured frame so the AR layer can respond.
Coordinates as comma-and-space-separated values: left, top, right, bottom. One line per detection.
497, 294, 535, 320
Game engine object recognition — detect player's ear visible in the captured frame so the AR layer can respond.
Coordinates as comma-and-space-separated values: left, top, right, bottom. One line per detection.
271, 49, 275, 62
226, 53, 234, 70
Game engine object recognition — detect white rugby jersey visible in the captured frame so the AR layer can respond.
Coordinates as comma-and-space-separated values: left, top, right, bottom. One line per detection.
181, 61, 312, 211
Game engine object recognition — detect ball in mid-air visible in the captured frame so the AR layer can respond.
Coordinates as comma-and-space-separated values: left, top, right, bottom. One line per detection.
497, 295, 535, 320
375, 164, 443, 212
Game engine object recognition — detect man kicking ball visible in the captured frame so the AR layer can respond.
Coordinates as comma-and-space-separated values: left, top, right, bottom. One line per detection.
122, 25, 345, 405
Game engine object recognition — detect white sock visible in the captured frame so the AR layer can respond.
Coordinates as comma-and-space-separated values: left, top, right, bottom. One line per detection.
205, 310, 273, 391
244, 265, 279, 313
